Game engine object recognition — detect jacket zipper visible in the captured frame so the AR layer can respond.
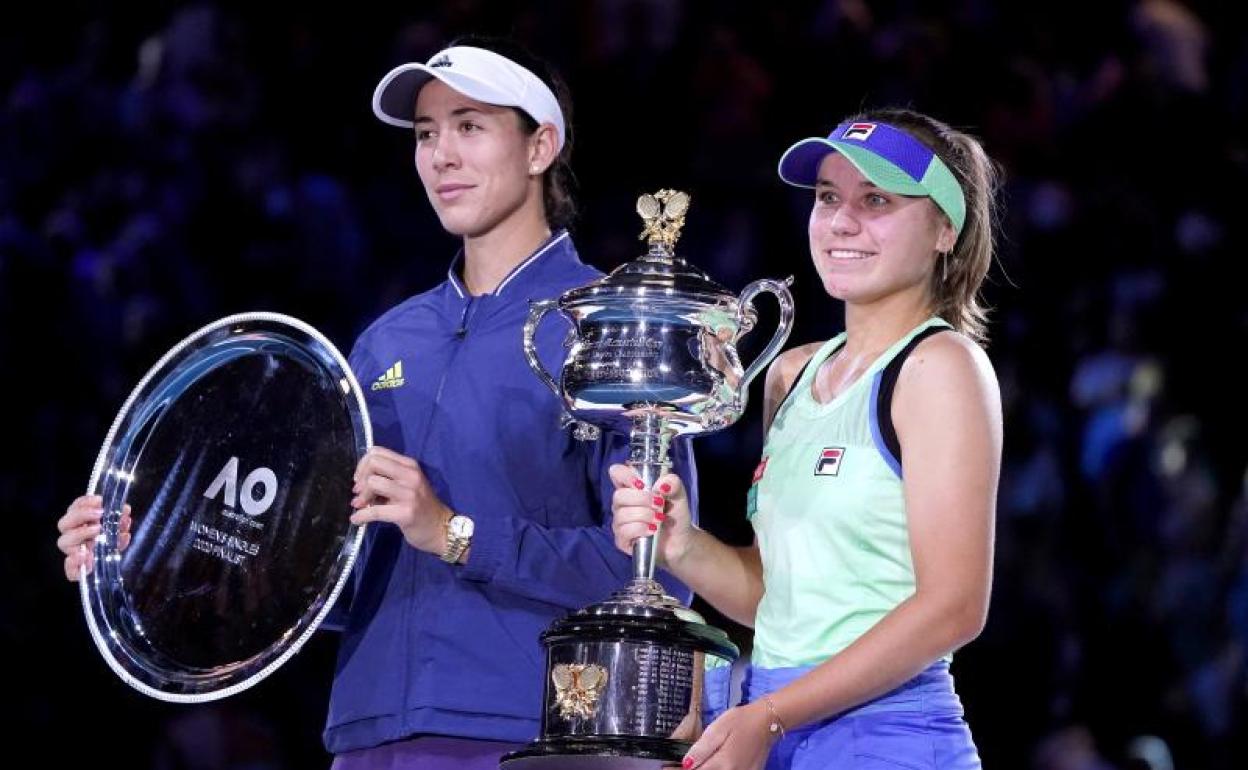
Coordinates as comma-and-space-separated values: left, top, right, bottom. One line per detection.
425, 297, 478, 452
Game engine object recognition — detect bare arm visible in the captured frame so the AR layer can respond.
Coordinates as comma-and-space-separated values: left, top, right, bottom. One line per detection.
609, 343, 821, 628
608, 463, 763, 627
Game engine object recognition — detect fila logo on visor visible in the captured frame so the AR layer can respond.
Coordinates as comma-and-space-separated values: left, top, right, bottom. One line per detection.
841, 123, 877, 141
429, 55, 452, 68
814, 447, 845, 476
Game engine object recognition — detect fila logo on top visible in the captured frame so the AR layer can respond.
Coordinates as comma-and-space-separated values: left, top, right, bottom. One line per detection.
841, 123, 877, 141
814, 447, 846, 476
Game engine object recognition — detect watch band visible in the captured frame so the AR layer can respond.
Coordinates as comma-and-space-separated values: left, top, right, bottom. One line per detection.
442, 536, 469, 564
441, 515, 472, 564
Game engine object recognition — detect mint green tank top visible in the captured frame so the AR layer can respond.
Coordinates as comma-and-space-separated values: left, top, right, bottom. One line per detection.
749, 317, 951, 668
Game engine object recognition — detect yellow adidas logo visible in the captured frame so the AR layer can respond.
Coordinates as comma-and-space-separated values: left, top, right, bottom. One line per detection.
371, 361, 406, 391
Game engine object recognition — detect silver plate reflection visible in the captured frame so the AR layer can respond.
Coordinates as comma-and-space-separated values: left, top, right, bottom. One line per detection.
78, 312, 370, 702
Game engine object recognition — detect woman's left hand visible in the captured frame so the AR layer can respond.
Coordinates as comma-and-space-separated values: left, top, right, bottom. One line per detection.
349, 446, 454, 554
684, 701, 777, 770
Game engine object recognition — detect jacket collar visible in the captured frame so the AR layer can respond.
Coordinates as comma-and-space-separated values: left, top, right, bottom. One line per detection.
445, 229, 575, 302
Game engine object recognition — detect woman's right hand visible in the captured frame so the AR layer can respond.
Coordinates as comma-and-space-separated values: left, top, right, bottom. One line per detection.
608, 465, 697, 570
56, 496, 131, 582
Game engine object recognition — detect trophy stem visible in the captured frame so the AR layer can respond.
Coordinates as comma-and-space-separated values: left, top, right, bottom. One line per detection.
627, 412, 674, 588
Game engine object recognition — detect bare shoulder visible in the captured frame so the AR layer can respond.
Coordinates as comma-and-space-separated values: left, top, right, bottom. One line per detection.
903, 332, 997, 391
896, 331, 1002, 426
764, 342, 823, 399
761, 341, 824, 432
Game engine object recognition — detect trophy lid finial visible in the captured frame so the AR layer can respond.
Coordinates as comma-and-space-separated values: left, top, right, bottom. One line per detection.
637, 189, 691, 250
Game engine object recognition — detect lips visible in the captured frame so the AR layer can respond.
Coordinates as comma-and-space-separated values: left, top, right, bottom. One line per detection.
825, 249, 875, 260
434, 183, 474, 202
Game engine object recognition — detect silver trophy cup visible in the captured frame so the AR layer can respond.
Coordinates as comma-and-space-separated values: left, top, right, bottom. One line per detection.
504, 191, 794, 768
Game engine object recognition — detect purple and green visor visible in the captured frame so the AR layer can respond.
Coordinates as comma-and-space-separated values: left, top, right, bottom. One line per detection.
777, 121, 966, 235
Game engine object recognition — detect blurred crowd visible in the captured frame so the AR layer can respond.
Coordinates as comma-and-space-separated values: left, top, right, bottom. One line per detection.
3, 1, 1246, 768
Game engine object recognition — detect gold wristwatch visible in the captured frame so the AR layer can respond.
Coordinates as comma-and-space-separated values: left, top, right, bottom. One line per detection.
441, 513, 474, 564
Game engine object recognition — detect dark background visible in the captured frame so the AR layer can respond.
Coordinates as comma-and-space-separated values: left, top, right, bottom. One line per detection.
4, 1, 1246, 768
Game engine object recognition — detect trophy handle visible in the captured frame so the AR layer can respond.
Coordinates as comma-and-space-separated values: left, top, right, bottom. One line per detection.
523, 300, 601, 441
733, 277, 796, 412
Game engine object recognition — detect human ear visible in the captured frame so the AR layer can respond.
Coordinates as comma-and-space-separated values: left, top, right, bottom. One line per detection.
934, 218, 958, 254
527, 123, 559, 175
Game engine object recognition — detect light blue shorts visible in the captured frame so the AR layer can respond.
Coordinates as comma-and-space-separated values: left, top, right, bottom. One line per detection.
703, 660, 981, 770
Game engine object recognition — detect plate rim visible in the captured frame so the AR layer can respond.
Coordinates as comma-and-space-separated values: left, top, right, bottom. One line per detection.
78, 311, 372, 703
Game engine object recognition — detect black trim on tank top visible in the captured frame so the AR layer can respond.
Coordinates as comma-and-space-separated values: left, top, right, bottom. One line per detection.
780, 357, 815, 409
878, 326, 949, 468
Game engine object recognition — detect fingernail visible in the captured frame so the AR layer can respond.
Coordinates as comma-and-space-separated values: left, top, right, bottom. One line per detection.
683, 759, 693, 770
652, 495, 663, 506
632, 479, 645, 490
655, 511, 667, 521
660, 483, 672, 494
647, 522, 658, 532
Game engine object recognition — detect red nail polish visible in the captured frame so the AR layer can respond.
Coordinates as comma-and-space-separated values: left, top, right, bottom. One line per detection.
652, 495, 663, 506
647, 522, 658, 532
660, 483, 672, 494
682, 759, 693, 770
632, 479, 645, 489
655, 511, 667, 521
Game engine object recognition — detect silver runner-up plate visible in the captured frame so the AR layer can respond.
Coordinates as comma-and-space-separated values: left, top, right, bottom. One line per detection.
78, 312, 371, 702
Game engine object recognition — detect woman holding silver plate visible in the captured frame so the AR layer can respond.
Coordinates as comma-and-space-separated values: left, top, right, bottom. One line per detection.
57, 37, 697, 770
611, 108, 1003, 769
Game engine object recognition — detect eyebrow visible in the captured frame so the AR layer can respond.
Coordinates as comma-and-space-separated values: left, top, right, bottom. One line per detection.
815, 178, 880, 189
413, 106, 488, 124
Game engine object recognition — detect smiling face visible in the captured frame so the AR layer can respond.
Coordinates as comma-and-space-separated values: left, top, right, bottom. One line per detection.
808, 152, 957, 307
412, 79, 541, 238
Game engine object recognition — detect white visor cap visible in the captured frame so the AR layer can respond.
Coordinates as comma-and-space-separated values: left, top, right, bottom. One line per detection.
372, 45, 566, 151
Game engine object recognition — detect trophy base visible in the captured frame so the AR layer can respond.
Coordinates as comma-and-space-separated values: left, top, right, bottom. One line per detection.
515, 579, 738, 770
500, 735, 688, 769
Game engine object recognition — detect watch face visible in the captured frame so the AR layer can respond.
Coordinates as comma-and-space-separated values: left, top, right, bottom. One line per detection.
450, 516, 474, 538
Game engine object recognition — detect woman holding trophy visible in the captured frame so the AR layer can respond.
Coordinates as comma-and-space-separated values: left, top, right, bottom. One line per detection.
611, 108, 1003, 769
57, 38, 697, 770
